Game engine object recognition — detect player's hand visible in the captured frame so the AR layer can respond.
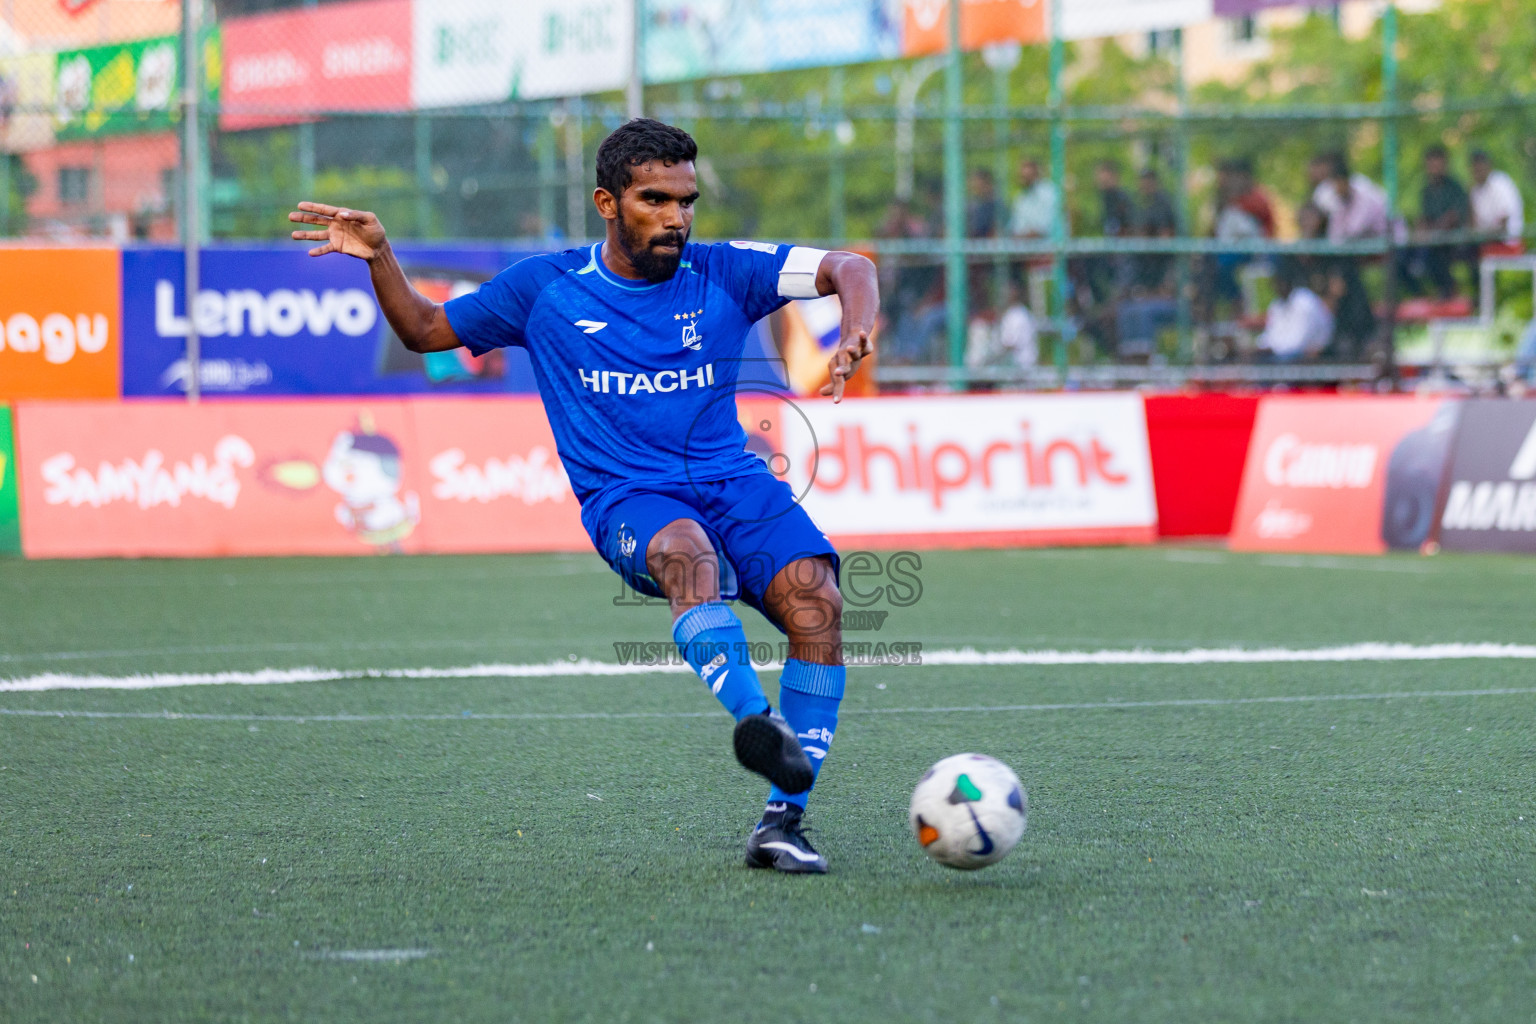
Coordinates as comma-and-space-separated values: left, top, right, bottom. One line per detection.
821, 328, 873, 403
287, 202, 388, 261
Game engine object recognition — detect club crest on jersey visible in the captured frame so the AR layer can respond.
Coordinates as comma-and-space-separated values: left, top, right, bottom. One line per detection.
675, 307, 704, 351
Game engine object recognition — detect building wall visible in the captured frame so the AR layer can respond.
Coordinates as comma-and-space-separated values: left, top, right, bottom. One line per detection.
24, 132, 179, 241
1128, 0, 1445, 86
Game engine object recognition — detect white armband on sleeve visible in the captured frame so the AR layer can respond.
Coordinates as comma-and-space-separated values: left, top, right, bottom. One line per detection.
776, 246, 830, 299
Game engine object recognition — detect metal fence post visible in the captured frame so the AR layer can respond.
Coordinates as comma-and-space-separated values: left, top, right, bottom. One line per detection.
943, 0, 967, 376
1174, 27, 1193, 361
415, 114, 432, 236
181, 0, 201, 404
627, 0, 645, 120
1382, 3, 1400, 379
1048, 8, 1069, 379
830, 66, 847, 244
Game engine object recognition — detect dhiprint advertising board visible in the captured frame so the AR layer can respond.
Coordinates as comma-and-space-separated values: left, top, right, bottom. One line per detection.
753, 392, 1158, 548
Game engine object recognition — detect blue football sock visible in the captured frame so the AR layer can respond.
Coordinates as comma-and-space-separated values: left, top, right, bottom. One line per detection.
671, 601, 770, 721
767, 659, 845, 810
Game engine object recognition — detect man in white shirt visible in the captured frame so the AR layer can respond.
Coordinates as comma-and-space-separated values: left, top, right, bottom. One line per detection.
1310, 153, 1389, 242
1259, 259, 1334, 362
1470, 149, 1525, 242
1009, 158, 1060, 238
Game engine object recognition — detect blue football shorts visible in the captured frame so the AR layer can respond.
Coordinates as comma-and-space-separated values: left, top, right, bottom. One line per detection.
583, 471, 840, 624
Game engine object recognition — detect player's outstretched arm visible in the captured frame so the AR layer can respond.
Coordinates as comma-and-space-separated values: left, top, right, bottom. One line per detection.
287, 202, 462, 353
814, 251, 879, 402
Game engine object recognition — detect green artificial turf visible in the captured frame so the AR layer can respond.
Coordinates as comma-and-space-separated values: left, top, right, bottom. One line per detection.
1, 547, 1534, 1023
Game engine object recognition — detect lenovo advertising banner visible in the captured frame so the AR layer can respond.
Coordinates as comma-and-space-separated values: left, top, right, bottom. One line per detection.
0, 405, 19, 556
412, 0, 631, 107
0, 247, 121, 400
1230, 396, 1459, 555
1436, 399, 1536, 554
15, 398, 588, 559
757, 393, 1157, 548
220, 0, 411, 130
121, 245, 539, 396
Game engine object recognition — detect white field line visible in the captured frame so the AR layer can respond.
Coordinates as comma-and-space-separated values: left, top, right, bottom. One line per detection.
2, 643, 1535, 693
3, 687, 1535, 724
307, 949, 433, 962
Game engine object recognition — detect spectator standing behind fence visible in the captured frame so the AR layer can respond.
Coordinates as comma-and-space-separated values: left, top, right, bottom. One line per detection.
966, 168, 1001, 239
1209, 157, 1275, 310
1310, 152, 1389, 241
1084, 160, 1135, 306
1398, 144, 1471, 299
1115, 168, 1180, 359
1470, 149, 1525, 247
1009, 158, 1059, 239
1259, 257, 1334, 362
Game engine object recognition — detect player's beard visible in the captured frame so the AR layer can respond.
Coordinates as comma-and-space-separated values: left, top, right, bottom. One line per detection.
617, 209, 688, 283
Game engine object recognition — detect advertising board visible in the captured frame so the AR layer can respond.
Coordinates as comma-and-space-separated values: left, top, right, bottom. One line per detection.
1436, 399, 1536, 554
1229, 396, 1458, 554
0, 247, 121, 400
644, 0, 902, 82
901, 0, 1045, 57
15, 398, 587, 559
0, 405, 19, 556
120, 245, 540, 397
760, 392, 1158, 548
53, 31, 220, 141
412, 0, 631, 107
220, 0, 411, 130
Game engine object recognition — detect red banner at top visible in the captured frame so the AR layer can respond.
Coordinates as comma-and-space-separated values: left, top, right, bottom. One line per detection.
220, 0, 412, 131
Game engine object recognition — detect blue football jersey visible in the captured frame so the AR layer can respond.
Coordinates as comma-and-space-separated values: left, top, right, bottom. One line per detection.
443, 240, 826, 510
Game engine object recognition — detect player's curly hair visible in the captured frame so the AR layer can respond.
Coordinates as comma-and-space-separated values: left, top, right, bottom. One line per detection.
595, 119, 698, 198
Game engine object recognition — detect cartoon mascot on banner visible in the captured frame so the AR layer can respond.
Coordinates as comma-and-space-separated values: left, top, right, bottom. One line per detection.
321, 415, 420, 551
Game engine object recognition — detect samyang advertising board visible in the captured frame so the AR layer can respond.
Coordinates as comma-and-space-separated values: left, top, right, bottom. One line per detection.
750, 393, 1158, 548
15, 398, 587, 559
1229, 396, 1459, 555
121, 246, 540, 397
1436, 399, 1536, 554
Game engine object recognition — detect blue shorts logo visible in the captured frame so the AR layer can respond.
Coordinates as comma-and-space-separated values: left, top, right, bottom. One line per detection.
617, 524, 637, 559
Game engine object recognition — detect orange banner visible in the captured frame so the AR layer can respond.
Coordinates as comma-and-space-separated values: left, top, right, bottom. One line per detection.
1229, 396, 1453, 555
0, 248, 121, 400
902, 0, 1045, 57
16, 398, 587, 558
